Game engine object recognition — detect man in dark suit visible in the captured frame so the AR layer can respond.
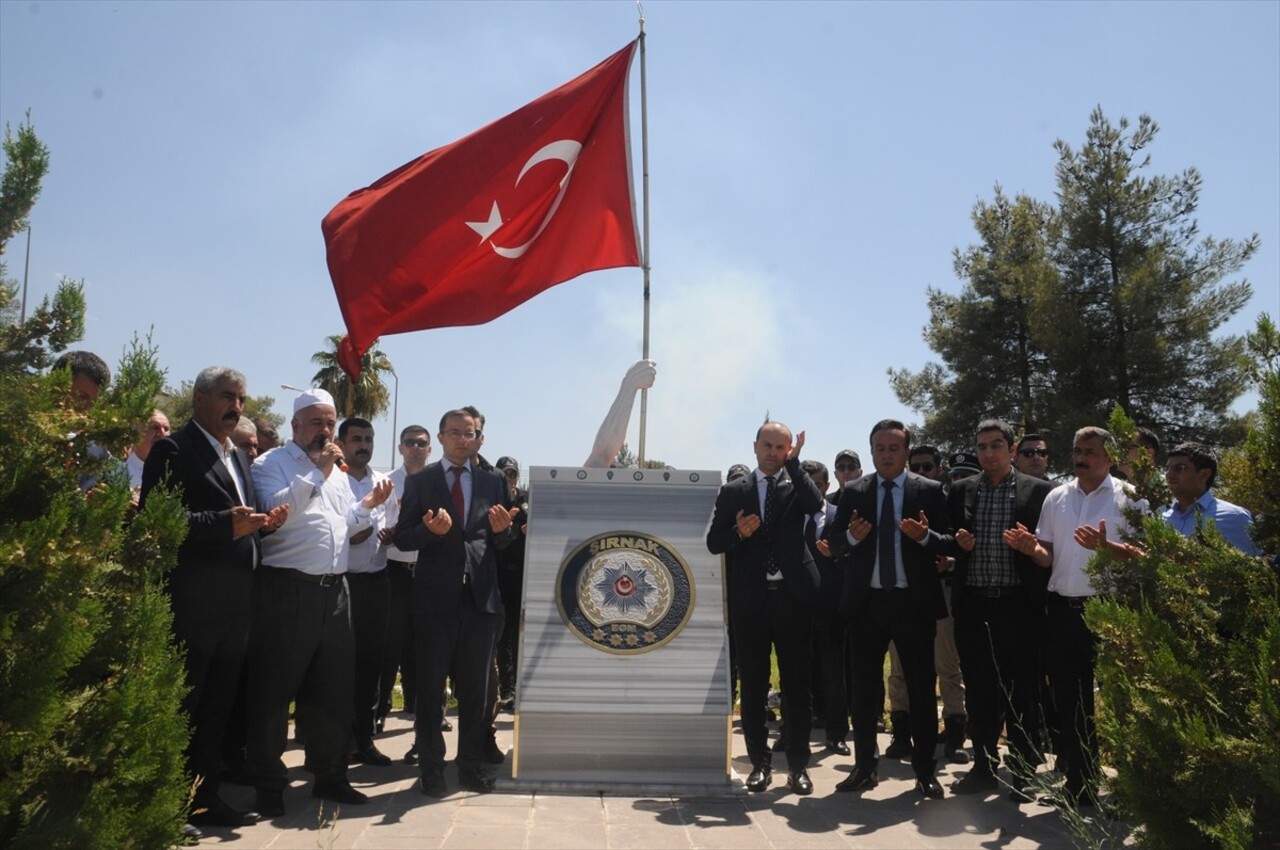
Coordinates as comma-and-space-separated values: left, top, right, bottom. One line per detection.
707, 420, 823, 797
828, 418, 953, 799
947, 418, 1053, 799
394, 408, 518, 797
140, 366, 287, 829
800, 459, 852, 757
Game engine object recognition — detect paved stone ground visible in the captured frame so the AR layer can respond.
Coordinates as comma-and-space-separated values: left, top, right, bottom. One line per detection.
196, 713, 1092, 849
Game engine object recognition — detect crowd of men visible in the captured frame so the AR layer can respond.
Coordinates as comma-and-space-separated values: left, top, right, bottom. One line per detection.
52, 351, 1265, 836
708, 414, 1264, 808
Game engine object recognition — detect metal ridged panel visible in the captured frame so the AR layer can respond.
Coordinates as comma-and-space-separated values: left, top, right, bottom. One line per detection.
513, 467, 732, 788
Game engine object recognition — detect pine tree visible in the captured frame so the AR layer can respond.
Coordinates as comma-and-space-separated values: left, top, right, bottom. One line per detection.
0, 119, 190, 849
891, 108, 1259, 457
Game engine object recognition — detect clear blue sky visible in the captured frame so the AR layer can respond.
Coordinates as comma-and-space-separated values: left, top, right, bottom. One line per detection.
2, 0, 1276, 478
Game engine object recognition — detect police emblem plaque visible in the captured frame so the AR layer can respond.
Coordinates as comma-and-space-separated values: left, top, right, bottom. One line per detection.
556, 531, 694, 654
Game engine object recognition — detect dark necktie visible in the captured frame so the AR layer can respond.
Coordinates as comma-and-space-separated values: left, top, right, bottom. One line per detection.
805, 512, 818, 554
764, 474, 780, 578
451, 465, 467, 521
879, 479, 897, 588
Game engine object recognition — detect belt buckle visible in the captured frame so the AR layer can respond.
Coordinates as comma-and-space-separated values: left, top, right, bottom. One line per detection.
319, 573, 339, 588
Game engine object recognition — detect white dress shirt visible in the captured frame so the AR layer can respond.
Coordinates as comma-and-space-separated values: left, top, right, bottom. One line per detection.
1037, 474, 1144, 597
346, 468, 389, 574
251, 441, 373, 575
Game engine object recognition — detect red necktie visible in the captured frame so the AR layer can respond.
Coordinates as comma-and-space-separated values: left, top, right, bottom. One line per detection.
451, 465, 467, 521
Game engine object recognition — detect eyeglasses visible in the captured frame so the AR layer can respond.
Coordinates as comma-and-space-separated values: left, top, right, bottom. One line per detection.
1165, 463, 1194, 474
834, 464, 860, 472
909, 462, 935, 473
1019, 449, 1049, 458
441, 430, 478, 441
402, 438, 429, 448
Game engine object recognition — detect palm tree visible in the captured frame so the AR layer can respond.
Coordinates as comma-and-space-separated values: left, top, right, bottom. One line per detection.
310, 334, 394, 419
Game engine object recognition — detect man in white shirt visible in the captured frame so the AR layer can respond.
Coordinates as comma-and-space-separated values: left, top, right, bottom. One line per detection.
245, 389, 393, 817
1005, 426, 1145, 806
125, 409, 170, 490
337, 417, 394, 768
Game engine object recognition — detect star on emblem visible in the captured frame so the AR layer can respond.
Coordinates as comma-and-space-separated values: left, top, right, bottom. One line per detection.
465, 201, 503, 242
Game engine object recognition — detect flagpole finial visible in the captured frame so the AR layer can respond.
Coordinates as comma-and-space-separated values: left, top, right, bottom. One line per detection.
636, 1, 645, 33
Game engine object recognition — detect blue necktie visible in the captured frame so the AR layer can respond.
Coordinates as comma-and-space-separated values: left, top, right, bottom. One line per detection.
879, 479, 897, 588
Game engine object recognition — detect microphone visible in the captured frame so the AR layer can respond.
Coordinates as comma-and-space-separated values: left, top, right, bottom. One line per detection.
322, 437, 348, 472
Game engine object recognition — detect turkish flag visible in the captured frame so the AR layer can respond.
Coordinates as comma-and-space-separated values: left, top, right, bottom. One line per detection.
323, 41, 641, 378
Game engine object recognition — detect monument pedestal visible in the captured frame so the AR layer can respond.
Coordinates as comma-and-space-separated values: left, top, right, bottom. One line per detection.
507, 467, 736, 793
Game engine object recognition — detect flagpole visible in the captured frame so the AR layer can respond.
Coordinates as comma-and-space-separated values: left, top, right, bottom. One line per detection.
636, 9, 651, 465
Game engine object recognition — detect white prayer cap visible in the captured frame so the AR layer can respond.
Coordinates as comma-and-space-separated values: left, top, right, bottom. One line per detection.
293, 387, 336, 414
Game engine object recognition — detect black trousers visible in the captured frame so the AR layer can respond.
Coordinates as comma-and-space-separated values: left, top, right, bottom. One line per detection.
170, 579, 252, 799
730, 585, 812, 773
245, 569, 354, 790
849, 588, 938, 779
953, 589, 1037, 775
812, 609, 851, 742
1046, 594, 1099, 797
378, 560, 417, 716
413, 583, 497, 775
348, 570, 389, 747
496, 564, 523, 697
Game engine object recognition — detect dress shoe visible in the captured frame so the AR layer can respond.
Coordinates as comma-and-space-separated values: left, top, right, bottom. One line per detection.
180, 823, 204, 843
788, 768, 813, 796
498, 695, 515, 713
189, 794, 260, 827
404, 743, 419, 765
420, 771, 447, 798
824, 739, 851, 757
745, 766, 772, 793
950, 770, 999, 795
834, 764, 878, 792
351, 742, 393, 767
255, 789, 285, 818
915, 776, 945, 799
312, 775, 369, 806
374, 715, 386, 734
441, 718, 453, 732
457, 768, 495, 793
483, 739, 506, 765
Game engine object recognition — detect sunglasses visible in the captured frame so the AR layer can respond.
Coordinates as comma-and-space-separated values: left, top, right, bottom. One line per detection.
1019, 448, 1049, 458
402, 438, 430, 448
909, 462, 935, 473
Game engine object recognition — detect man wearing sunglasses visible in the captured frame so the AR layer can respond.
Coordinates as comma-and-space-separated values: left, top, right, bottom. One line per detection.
1015, 435, 1051, 480
829, 450, 863, 505
380, 426, 433, 752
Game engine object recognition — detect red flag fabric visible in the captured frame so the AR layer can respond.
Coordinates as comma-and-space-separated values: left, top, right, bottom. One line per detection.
323, 41, 640, 378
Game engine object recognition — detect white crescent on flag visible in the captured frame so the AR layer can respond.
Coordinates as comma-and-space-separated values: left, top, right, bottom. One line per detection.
465, 139, 583, 259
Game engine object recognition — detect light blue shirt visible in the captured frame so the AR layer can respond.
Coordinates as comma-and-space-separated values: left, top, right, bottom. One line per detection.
1163, 490, 1261, 556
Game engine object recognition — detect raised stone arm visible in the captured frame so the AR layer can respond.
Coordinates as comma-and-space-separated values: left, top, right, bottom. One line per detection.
583, 359, 657, 468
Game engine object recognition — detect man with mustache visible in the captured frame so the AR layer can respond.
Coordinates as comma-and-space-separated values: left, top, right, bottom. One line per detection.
1004, 426, 1145, 807
336, 417, 395, 767
140, 366, 287, 831
247, 389, 394, 816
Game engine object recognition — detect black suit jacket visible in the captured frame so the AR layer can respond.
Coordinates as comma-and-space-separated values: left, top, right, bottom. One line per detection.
394, 460, 513, 615
706, 458, 824, 615
826, 472, 952, 620
807, 501, 846, 615
140, 419, 259, 620
946, 469, 1054, 619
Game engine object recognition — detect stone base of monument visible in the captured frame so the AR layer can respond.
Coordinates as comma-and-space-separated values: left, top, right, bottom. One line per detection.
506, 467, 738, 794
